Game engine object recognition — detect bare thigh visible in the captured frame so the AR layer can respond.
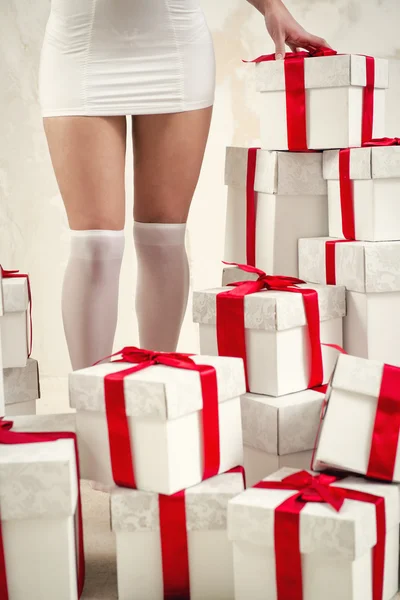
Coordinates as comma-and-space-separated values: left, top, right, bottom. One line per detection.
132, 107, 213, 223
43, 115, 127, 230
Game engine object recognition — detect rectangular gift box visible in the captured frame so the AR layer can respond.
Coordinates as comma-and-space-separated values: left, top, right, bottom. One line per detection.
193, 275, 345, 397
111, 471, 244, 600
241, 390, 323, 487
3, 358, 40, 416
224, 146, 328, 276
299, 237, 400, 365
228, 467, 400, 600
0, 431, 79, 600
313, 353, 400, 482
69, 355, 245, 495
255, 54, 388, 150
0, 276, 29, 368
324, 145, 400, 241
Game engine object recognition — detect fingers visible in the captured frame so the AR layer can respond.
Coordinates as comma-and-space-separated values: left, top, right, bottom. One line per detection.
303, 34, 332, 50
274, 32, 286, 60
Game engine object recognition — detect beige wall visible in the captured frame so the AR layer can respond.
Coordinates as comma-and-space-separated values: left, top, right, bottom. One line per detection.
0, 0, 399, 384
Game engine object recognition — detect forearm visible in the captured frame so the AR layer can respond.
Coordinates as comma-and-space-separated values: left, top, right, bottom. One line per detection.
247, 0, 276, 15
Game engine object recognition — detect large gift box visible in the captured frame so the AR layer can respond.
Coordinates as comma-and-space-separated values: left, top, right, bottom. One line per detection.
298, 237, 400, 365
111, 470, 244, 600
193, 272, 345, 396
224, 146, 327, 276
254, 52, 388, 150
313, 353, 400, 483
228, 467, 400, 600
0, 274, 30, 369
69, 349, 245, 495
4, 359, 40, 416
241, 390, 323, 487
324, 143, 400, 241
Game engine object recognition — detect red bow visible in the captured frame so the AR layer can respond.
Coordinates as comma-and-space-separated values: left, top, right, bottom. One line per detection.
0, 266, 33, 358
245, 47, 337, 63
116, 346, 196, 370
363, 137, 400, 147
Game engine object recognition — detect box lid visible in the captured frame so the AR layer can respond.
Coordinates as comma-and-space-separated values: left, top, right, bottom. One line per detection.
255, 54, 389, 92
4, 358, 40, 406
241, 390, 324, 456
324, 147, 400, 180
193, 283, 345, 332
9, 413, 76, 434
2, 278, 29, 313
111, 471, 245, 533
0, 437, 78, 521
225, 146, 326, 195
228, 467, 399, 559
69, 355, 246, 418
329, 353, 385, 400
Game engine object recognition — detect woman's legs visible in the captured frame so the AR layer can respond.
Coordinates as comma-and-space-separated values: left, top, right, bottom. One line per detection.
43, 115, 127, 369
132, 107, 212, 352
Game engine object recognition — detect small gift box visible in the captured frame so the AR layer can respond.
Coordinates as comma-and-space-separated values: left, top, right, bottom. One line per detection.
299, 237, 400, 365
241, 390, 324, 487
111, 470, 245, 600
3, 359, 40, 417
224, 146, 327, 276
228, 467, 400, 600
313, 353, 400, 483
0, 272, 30, 369
254, 52, 388, 151
69, 348, 245, 495
324, 141, 400, 241
194, 266, 345, 397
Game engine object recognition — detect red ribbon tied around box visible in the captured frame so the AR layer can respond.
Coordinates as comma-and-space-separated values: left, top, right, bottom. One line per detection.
255, 470, 386, 600
216, 263, 323, 391
0, 419, 85, 600
245, 147, 260, 267
0, 266, 33, 357
363, 137, 400, 147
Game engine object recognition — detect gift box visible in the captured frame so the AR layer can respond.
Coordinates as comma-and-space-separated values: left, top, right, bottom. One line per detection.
3, 359, 40, 416
193, 276, 345, 397
69, 350, 245, 495
228, 467, 400, 600
111, 470, 244, 600
0, 422, 82, 600
224, 146, 328, 276
313, 353, 400, 483
255, 53, 388, 150
299, 237, 400, 365
0, 276, 29, 369
241, 390, 323, 487
324, 143, 400, 241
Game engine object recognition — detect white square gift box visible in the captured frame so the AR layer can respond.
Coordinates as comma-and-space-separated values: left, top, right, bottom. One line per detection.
254, 52, 388, 151
111, 470, 245, 600
324, 143, 400, 241
193, 270, 345, 397
224, 146, 328, 277
69, 351, 245, 495
241, 390, 324, 487
228, 467, 400, 600
313, 353, 400, 483
0, 273, 30, 369
0, 418, 83, 600
298, 237, 400, 365
3, 358, 40, 417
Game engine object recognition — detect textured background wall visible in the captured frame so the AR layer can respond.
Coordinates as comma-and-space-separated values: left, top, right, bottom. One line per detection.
0, 0, 399, 407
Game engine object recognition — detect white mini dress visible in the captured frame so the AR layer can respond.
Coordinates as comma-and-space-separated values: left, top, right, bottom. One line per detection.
38, 0, 216, 116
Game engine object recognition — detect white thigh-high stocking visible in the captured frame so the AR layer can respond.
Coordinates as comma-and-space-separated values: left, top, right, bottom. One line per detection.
62, 229, 125, 370
133, 221, 190, 352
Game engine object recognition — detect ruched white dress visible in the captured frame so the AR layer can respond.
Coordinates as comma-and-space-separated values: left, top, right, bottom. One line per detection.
38, 0, 216, 116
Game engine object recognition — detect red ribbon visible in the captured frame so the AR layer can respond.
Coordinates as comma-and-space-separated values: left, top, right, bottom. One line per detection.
363, 137, 400, 147
0, 419, 85, 599
255, 470, 386, 600
367, 364, 400, 481
0, 267, 33, 358
216, 263, 323, 391
103, 347, 221, 489
362, 56, 376, 145
246, 148, 260, 267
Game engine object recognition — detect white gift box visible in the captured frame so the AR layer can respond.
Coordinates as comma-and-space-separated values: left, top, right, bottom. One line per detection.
324, 146, 400, 241
3, 358, 40, 416
0, 433, 79, 600
193, 279, 345, 397
299, 237, 400, 365
69, 356, 245, 495
111, 471, 244, 600
241, 390, 323, 487
9, 412, 76, 434
228, 467, 400, 600
224, 147, 328, 277
0, 277, 29, 369
255, 54, 388, 150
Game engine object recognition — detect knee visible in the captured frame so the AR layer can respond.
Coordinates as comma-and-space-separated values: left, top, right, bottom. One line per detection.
68, 216, 125, 230
133, 191, 190, 224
